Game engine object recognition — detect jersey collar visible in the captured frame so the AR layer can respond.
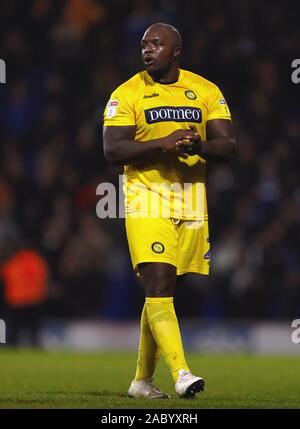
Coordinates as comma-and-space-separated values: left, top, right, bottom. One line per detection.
146, 69, 183, 86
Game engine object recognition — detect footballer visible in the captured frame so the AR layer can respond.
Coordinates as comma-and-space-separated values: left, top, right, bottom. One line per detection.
103, 23, 236, 398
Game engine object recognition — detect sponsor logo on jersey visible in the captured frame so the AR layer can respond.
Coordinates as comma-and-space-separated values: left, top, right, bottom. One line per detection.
151, 242, 165, 254
107, 100, 119, 118
185, 90, 197, 100
145, 106, 202, 124
143, 93, 160, 99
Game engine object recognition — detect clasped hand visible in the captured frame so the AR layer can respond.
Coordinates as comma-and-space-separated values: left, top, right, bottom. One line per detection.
175, 126, 201, 155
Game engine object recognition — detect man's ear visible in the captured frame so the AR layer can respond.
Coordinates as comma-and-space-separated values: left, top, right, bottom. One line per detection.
174, 46, 181, 59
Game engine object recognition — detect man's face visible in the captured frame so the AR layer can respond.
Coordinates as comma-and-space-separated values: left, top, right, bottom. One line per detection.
141, 27, 177, 76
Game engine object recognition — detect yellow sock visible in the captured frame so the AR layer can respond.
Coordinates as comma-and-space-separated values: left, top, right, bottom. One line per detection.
145, 297, 189, 382
134, 303, 160, 381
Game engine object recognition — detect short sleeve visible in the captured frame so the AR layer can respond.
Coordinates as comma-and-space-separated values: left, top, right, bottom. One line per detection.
103, 86, 136, 126
207, 86, 231, 121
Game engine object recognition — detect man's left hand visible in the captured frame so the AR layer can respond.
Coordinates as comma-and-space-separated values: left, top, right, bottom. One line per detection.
175, 126, 202, 155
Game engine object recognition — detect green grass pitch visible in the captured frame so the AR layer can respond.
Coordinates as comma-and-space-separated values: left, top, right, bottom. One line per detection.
0, 349, 300, 408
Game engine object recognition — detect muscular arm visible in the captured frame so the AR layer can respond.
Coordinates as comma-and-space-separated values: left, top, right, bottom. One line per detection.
201, 119, 237, 162
103, 126, 159, 166
103, 125, 197, 166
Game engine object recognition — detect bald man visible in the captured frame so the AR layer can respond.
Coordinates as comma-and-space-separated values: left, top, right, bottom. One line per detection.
103, 23, 236, 399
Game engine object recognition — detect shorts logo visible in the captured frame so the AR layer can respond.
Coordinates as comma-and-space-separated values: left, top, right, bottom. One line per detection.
145, 106, 202, 124
185, 90, 197, 100
107, 100, 119, 118
151, 242, 165, 254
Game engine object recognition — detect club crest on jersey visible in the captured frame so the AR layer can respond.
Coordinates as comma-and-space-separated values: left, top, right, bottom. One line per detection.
145, 106, 202, 124
151, 242, 165, 254
107, 100, 119, 118
185, 90, 197, 100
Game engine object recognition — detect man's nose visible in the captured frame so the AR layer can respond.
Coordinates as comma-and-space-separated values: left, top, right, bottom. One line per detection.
144, 44, 153, 54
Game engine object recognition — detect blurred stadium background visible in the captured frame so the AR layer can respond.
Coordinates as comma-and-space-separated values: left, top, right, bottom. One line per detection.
0, 0, 300, 354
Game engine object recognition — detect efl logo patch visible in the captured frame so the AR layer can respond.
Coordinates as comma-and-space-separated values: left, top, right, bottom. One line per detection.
151, 242, 165, 254
107, 100, 119, 118
220, 99, 227, 104
145, 106, 202, 124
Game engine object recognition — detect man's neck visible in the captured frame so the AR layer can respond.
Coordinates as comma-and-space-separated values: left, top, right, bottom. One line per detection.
150, 68, 180, 84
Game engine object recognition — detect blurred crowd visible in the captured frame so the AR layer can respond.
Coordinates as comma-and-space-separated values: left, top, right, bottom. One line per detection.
0, 0, 299, 330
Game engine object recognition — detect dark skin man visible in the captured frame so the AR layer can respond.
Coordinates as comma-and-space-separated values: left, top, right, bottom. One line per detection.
103, 23, 237, 299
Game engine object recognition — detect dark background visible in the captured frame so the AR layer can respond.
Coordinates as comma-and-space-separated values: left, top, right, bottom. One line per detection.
0, 0, 299, 324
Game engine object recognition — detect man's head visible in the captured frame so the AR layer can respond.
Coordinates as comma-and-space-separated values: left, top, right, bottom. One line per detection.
141, 23, 182, 80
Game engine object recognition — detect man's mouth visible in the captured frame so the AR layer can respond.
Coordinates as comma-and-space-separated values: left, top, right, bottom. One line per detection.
144, 57, 155, 66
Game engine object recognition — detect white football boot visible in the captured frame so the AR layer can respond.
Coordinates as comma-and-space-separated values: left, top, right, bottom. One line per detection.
128, 378, 170, 399
175, 369, 205, 398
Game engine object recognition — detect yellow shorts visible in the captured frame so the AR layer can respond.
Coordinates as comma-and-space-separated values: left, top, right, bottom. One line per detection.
125, 215, 210, 276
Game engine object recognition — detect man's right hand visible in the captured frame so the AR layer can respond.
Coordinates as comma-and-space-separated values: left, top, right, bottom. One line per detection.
157, 129, 198, 152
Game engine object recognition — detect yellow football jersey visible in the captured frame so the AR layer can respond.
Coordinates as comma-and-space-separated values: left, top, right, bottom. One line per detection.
103, 69, 231, 220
